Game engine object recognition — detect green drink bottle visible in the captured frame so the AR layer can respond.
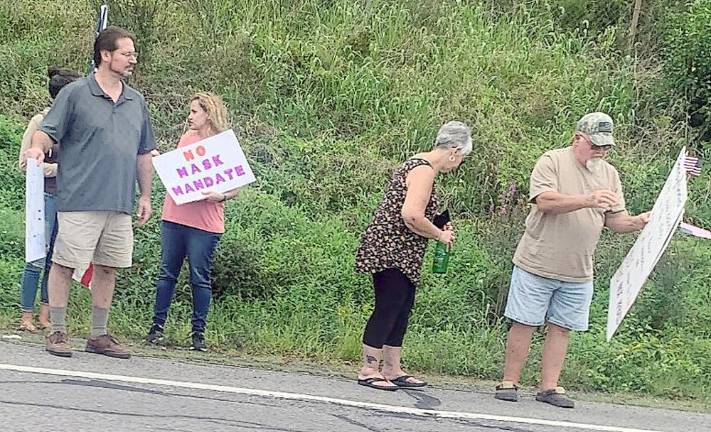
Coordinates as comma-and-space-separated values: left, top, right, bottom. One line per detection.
432, 209, 452, 274
432, 241, 450, 274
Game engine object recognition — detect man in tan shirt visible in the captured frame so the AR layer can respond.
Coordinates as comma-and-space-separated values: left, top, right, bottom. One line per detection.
494, 113, 650, 408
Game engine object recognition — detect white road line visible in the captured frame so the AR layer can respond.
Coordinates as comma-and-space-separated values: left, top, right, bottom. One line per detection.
0, 363, 660, 432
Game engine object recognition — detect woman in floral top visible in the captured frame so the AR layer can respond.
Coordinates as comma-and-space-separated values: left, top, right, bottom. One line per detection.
355, 121, 472, 391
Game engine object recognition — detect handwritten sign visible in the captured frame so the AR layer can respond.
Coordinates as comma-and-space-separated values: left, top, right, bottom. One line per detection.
25, 159, 45, 262
606, 148, 688, 341
152, 129, 256, 205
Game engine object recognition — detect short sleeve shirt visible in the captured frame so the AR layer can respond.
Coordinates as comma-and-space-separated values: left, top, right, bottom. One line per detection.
161, 133, 226, 234
513, 147, 625, 282
40, 74, 156, 214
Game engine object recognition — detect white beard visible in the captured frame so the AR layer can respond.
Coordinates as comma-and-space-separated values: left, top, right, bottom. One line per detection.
586, 158, 603, 173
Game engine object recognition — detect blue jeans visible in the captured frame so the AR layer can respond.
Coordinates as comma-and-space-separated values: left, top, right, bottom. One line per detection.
504, 266, 594, 331
20, 193, 58, 312
152, 221, 221, 333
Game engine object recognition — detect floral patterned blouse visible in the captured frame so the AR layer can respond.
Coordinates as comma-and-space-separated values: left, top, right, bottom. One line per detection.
355, 158, 440, 285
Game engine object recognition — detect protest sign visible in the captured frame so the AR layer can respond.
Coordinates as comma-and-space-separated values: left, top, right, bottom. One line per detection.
25, 159, 45, 262
152, 129, 256, 205
606, 148, 688, 341
679, 222, 711, 240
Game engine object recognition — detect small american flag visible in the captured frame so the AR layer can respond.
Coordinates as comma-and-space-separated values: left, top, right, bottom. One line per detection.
684, 155, 703, 176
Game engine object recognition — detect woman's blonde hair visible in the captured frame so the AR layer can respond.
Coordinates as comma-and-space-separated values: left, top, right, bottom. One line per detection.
191, 91, 230, 133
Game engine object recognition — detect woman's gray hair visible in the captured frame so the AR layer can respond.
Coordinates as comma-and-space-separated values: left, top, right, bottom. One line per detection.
434, 121, 472, 155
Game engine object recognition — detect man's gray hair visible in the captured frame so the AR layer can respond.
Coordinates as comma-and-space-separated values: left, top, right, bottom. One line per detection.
434, 121, 472, 155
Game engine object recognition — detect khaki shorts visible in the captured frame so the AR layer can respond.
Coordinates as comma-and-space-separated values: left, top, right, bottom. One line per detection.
53, 211, 134, 269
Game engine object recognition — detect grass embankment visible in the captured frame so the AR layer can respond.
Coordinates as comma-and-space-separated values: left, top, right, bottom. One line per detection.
0, 0, 709, 404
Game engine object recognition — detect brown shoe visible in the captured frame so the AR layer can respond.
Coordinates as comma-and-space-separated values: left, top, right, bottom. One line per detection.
46, 331, 72, 357
86, 334, 131, 359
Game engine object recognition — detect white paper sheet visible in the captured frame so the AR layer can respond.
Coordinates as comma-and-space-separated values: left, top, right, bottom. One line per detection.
25, 158, 46, 262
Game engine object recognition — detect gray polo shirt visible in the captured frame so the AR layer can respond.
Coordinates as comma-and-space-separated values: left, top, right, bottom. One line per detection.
41, 74, 155, 214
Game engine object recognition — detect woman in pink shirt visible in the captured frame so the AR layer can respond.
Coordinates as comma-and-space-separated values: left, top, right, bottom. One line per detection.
146, 92, 239, 351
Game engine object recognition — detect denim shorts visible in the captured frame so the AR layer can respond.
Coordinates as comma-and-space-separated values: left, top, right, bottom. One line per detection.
504, 266, 594, 331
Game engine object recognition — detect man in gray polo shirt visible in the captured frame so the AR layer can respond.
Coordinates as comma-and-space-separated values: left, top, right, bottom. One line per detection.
24, 26, 155, 359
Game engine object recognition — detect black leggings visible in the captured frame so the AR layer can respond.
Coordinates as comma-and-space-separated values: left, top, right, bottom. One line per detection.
362, 268, 416, 349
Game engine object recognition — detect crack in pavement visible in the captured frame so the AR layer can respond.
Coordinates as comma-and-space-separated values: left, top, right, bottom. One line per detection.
0, 378, 286, 411
330, 414, 383, 432
0, 399, 306, 432
449, 417, 539, 432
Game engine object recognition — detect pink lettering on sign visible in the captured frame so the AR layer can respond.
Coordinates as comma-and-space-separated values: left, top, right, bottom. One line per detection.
183, 145, 207, 161
172, 160, 251, 201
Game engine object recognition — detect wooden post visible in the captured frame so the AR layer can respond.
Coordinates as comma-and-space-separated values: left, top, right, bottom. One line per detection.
629, 0, 644, 54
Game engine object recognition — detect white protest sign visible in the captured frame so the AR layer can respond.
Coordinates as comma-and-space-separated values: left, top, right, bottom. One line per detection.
152, 129, 256, 205
606, 148, 688, 341
25, 159, 45, 262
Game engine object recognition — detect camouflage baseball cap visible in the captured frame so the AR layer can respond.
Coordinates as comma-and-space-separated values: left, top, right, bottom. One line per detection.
576, 112, 615, 147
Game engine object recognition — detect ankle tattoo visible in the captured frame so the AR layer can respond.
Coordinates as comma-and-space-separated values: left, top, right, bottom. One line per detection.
366, 355, 378, 365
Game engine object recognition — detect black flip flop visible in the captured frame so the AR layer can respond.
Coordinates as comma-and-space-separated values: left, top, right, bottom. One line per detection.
390, 375, 427, 388
358, 377, 399, 391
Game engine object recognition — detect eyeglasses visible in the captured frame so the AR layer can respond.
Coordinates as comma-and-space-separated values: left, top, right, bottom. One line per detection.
591, 144, 612, 152
580, 134, 612, 152
117, 51, 139, 60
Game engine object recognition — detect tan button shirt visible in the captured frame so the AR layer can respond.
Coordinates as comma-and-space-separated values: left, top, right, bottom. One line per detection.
513, 147, 625, 282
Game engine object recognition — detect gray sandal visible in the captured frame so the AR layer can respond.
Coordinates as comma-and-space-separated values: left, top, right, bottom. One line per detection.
536, 387, 575, 408
494, 382, 519, 402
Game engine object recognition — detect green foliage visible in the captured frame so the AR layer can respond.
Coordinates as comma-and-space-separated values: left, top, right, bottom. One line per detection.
0, 255, 23, 310
0, 205, 24, 265
0, 0, 709, 402
547, 0, 631, 36
0, 0, 91, 117
663, 0, 711, 97
662, 0, 711, 140
0, 114, 26, 210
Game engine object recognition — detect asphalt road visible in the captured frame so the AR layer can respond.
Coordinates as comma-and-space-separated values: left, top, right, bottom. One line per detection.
0, 339, 709, 432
